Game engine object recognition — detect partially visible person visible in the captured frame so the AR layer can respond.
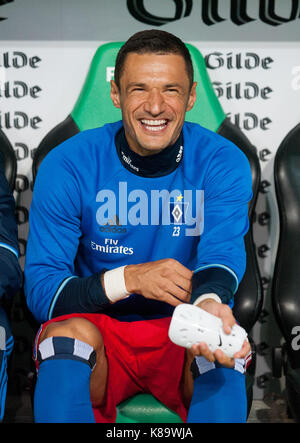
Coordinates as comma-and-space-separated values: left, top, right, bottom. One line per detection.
0, 157, 23, 421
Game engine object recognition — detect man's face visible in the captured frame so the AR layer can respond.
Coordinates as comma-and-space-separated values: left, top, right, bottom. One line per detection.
111, 52, 197, 156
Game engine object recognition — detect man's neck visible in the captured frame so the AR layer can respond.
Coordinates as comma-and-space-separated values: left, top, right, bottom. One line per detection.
115, 127, 184, 178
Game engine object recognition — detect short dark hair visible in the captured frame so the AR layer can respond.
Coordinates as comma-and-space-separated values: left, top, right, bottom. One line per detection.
114, 29, 194, 90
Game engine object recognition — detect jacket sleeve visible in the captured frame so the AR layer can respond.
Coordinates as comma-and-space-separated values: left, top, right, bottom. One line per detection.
0, 156, 23, 301
191, 143, 253, 308
24, 146, 109, 324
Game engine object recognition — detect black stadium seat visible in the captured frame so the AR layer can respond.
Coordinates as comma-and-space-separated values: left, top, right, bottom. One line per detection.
272, 122, 300, 422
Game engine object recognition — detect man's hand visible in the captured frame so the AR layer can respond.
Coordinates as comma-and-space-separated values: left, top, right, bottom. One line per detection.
188, 298, 251, 368
124, 259, 193, 306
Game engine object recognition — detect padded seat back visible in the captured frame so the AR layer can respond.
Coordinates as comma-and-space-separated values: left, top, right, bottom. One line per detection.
273, 122, 300, 368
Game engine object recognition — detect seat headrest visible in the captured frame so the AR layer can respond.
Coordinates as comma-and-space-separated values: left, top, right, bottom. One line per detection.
71, 42, 226, 133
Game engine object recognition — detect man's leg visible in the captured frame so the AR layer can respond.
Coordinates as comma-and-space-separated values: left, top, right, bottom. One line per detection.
34, 317, 108, 423
183, 355, 247, 423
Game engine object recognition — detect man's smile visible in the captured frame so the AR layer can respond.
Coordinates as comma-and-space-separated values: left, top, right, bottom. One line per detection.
139, 119, 169, 133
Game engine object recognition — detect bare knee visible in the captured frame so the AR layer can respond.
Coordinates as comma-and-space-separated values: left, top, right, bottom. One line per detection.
40, 317, 104, 352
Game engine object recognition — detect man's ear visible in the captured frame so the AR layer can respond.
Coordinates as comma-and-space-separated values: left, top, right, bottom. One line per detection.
110, 80, 121, 109
186, 81, 197, 112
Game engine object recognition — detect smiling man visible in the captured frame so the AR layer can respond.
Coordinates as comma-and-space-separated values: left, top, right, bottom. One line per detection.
25, 30, 252, 423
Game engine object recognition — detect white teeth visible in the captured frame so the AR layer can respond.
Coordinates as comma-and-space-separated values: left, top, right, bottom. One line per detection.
145, 125, 166, 131
141, 119, 167, 126
141, 119, 168, 131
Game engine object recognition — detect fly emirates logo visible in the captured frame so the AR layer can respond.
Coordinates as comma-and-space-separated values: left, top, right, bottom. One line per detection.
95, 182, 204, 237
91, 238, 134, 255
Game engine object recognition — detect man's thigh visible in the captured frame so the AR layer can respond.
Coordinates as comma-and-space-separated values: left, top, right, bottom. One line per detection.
34, 313, 188, 422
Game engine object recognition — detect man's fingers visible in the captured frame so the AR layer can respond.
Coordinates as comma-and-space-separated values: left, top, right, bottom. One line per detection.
214, 349, 235, 368
159, 289, 187, 307
234, 339, 251, 359
172, 272, 192, 294
190, 342, 247, 369
171, 259, 193, 281
166, 283, 191, 303
167, 275, 192, 298
220, 306, 236, 334
161, 291, 190, 307
190, 342, 216, 362
125, 259, 193, 299
164, 261, 192, 301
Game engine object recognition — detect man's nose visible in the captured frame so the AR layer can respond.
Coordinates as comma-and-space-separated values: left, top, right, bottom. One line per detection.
144, 89, 165, 115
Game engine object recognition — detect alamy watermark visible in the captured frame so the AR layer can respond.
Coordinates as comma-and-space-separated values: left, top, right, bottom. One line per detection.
95, 182, 204, 237
291, 326, 300, 351
291, 66, 300, 91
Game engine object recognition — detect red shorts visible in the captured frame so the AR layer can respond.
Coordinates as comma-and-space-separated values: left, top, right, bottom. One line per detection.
33, 313, 188, 423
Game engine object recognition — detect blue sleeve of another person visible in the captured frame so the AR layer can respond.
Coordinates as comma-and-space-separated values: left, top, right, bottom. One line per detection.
0, 157, 22, 301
